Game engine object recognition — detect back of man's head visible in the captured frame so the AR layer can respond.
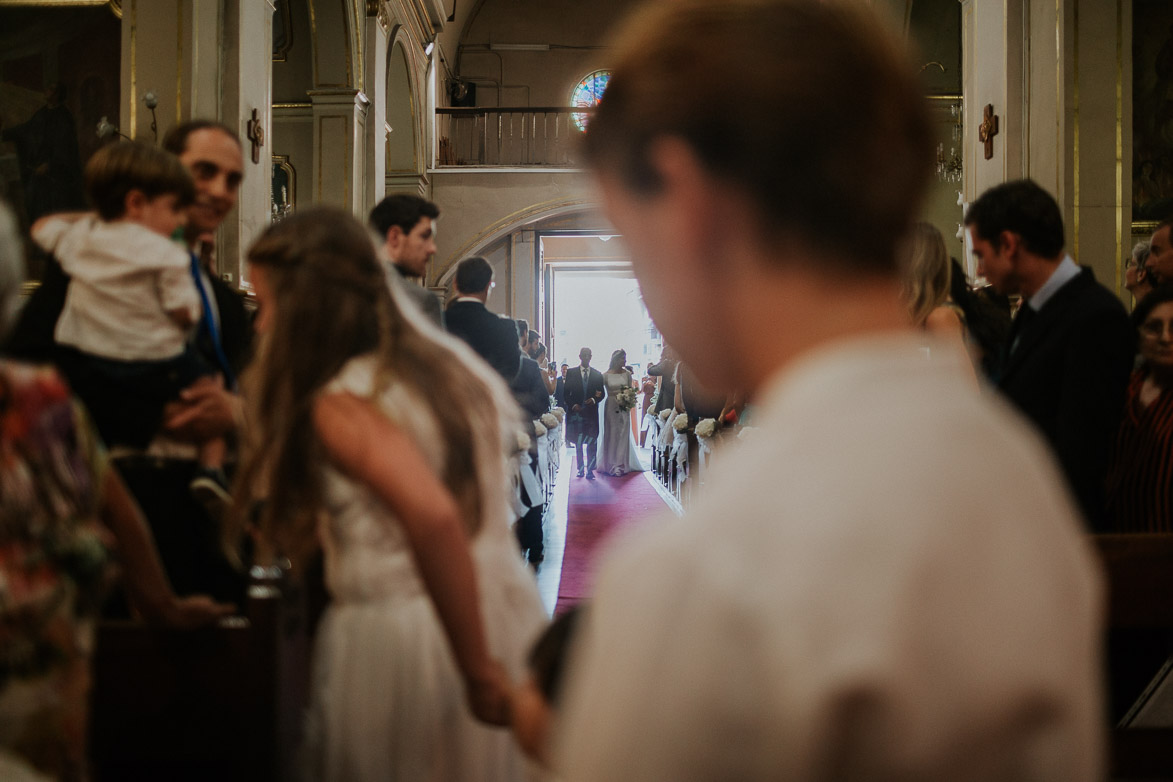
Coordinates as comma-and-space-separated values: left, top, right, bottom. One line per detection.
584, 0, 932, 276
369, 194, 440, 238
85, 141, 195, 221
964, 180, 1066, 259
516, 319, 529, 340
455, 256, 494, 294
162, 120, 241, 156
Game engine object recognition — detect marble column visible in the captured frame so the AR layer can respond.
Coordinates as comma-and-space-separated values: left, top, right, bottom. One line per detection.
310, 89, 371, 217
963, 0, 1133, 298
364, 12, 389, 217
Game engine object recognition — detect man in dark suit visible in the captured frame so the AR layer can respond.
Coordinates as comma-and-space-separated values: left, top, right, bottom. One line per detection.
966, 179, 1134, 531
2, 120, 253, 605
554, 363, 568, 410
369, 194, 444, 328
564, 346, 605, 479
444, 256, 520, 383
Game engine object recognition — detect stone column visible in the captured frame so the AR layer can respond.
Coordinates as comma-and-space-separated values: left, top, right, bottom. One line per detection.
119, 0, 221, 142
119, 0, 272, 284
309, 89, 371, 217
364, 12, 389, 216
220, 0, 275, 285
509, 229, 538, 326
963, 0, 1132, 297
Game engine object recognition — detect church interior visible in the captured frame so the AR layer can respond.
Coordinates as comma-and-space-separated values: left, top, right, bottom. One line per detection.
3, 0, 1173, 779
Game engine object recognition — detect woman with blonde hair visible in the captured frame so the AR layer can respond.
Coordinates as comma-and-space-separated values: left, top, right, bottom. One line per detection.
230, 206, 546, 781
900, 221, 978, 385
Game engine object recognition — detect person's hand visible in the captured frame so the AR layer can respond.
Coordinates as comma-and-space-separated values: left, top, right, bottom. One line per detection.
571, 404, 581, 412
158, 595, 235, 629
163, 375, 241, 441
466, 660, 513, 727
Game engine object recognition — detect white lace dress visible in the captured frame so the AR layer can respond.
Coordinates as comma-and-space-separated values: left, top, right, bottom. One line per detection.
303, 356, 548, 782
599, 370, 644, 477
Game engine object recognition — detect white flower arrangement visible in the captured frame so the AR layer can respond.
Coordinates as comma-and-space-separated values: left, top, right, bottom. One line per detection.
516, 430, 532, 451
695, 418, 718, 438
659, 408, 673, 422
541, 412, 559, 429
614, 385, 639, 412
552, 407, 566, 422
672, 413, 690, 432
533, 421, 548, 437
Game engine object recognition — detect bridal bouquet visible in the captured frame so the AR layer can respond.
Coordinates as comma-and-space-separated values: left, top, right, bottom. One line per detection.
672, 413, 690, 432
541, 412, 559, 429
614, 386, 639, 412
695, 418, 718, 439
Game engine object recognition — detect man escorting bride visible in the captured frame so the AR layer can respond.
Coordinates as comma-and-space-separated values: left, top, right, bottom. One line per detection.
599, 349, 644, 477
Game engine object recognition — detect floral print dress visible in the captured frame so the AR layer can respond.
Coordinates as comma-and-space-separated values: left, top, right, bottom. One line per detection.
0, 360, 112, 780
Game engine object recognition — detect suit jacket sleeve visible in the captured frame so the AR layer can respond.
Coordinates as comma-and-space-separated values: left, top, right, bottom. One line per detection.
1, 255, 69, 363
1052, 306, 1135, 530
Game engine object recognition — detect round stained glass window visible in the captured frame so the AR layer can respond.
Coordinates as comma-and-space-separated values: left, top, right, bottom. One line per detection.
571, 70, 611, 131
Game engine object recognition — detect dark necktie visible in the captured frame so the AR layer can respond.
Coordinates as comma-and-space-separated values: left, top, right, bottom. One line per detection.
1009, 302, 1036, 356
190, 250, 236, 390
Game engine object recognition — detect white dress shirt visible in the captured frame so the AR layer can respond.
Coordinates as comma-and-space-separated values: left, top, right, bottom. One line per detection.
35, 216, 199, 361
556, 333, 1103, 782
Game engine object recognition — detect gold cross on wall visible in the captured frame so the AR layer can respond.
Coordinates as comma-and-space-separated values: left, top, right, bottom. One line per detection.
978, 104, 999, 160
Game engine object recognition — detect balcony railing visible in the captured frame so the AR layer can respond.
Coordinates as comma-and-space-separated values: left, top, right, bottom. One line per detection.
436, 106, 595, 168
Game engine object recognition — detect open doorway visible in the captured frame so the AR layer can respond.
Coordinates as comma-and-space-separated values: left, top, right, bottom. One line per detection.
541, 235, 660, 377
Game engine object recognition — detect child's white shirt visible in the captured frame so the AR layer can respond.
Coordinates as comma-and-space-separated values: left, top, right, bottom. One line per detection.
35, 216, 201, 361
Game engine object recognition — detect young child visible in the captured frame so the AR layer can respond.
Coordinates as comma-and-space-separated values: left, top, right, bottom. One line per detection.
32, 140, 229, 503
512, 605, 583, 766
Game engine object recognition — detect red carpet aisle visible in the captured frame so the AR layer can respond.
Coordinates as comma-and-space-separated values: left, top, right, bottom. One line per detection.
554, 471, 668, 614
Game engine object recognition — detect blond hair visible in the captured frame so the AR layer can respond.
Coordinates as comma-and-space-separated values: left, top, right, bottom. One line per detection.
900, 222, 951, 327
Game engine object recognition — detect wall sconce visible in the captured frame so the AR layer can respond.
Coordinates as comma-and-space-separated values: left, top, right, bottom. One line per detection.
95, 116, 130, 141
424, 36, 436, 57
143, 91, 159, 142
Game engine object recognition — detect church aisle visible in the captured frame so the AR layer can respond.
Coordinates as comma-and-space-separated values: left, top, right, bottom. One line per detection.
554, 458, 669, 615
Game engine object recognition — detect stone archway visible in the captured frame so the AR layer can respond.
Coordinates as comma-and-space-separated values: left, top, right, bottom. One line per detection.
385, 32, 425, 195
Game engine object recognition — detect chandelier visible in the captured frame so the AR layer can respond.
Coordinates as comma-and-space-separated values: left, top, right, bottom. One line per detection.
936, 100, 963, 183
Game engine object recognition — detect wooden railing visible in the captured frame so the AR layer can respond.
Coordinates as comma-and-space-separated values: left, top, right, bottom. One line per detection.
436, 106, 595, 167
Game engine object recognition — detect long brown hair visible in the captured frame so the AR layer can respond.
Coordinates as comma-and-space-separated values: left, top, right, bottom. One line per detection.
229, 206, 514, 571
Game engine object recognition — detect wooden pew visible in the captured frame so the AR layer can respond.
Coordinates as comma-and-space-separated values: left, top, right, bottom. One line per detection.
1095, 534, 1173, 780
90, 567, 312, 781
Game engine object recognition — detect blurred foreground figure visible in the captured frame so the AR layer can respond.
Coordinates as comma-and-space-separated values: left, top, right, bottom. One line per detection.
555, 2, 1104, 781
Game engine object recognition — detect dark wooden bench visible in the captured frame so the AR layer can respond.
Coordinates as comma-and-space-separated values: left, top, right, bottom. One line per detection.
1095, 534, 1173, 780
90, 568, 313, 781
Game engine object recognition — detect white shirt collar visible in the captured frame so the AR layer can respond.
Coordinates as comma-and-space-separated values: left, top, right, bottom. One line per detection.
1028, 254, 1079, 312
454, 296, 483, 304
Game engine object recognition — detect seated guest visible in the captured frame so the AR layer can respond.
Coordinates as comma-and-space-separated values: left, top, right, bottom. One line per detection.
527, 329, 542, 360
535, 343, 557, 394
445, 255, 521, 382
1125, 240, 1155, 304
1106, 284, 1173, 532
0, 201, 231, 781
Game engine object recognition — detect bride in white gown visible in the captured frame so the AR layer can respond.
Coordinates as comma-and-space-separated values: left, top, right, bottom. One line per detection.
599, 349, 644, 477
231, 208, 547, 782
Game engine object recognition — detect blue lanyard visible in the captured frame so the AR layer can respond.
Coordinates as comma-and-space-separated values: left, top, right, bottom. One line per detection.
190, 252, 236, 391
